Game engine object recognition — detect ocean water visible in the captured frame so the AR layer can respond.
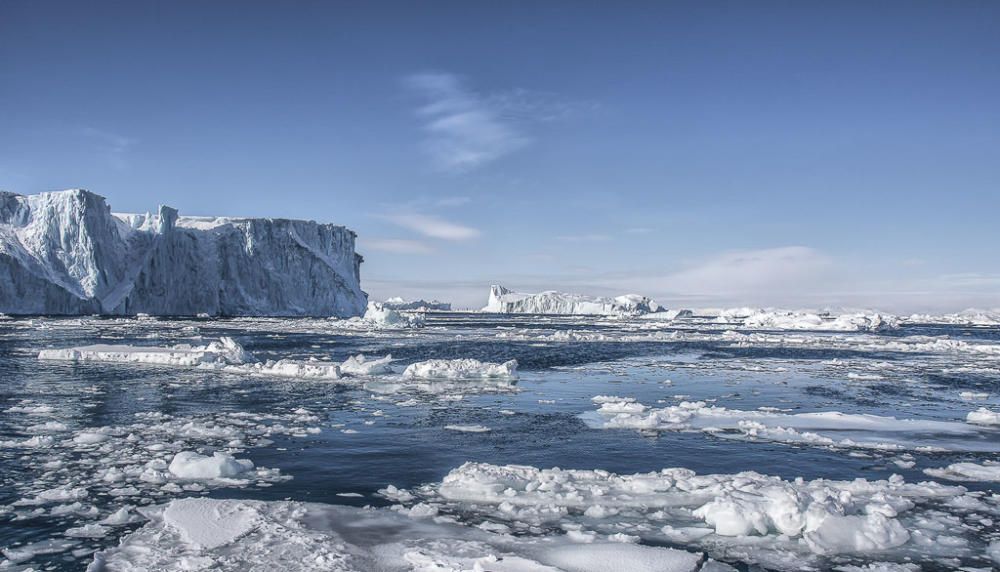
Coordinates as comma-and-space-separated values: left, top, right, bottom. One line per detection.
2, 313, 999, 570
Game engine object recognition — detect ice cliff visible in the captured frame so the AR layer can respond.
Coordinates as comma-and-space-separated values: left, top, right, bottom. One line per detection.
483, 284, 665, 316
0, 189, 366, 316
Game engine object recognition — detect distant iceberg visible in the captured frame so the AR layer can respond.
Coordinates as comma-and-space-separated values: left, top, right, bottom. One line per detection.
0, 189, 366, 316
382, 297, 451, 311
482, 284, 667, 316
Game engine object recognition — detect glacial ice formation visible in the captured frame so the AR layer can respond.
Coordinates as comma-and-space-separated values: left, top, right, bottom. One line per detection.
483, 284, 666, 316
403, 358, 519, 380
736, 310, 899, 332
383, 296, 452, 311
0, 189, 366, 316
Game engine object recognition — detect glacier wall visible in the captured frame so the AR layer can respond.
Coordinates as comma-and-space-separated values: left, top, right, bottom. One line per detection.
0, 189, 366, 316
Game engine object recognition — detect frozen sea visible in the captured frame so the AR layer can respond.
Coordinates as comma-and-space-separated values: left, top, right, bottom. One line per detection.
2, 312, 1000, 571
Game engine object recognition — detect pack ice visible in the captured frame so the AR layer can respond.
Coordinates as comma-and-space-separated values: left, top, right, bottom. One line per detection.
483, 284, 668, 316
0, 189, 366, 316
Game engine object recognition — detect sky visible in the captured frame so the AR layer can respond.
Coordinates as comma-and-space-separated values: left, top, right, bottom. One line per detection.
1, 0, 998, 311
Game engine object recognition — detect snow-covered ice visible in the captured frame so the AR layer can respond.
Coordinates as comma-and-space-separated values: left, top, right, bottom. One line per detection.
584, 397, 1000, 452
0, 189, 366, 316
403, 358, 519, 380
90, 497, 711, 572
483, 284, 666, 316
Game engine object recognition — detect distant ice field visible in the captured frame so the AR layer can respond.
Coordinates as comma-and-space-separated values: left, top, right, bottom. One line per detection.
2, 312, 999, 570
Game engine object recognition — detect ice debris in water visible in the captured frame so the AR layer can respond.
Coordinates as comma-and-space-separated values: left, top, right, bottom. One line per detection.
403, 358, 519, 380
967, 407, 1000, 426
89, 497, 711, 572
339, 353, 395, 376
0, 404, 320, 554
923, 461, 1000, 482
168, 451, 255, 480
380, 462, 1000, 571
38, 336, 251, 367
363, 301, 425, 327
585, 397, 1000, 452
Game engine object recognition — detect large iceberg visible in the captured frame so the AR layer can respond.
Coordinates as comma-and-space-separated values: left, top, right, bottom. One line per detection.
483, 284, 665, 316
0, 189, 366, 316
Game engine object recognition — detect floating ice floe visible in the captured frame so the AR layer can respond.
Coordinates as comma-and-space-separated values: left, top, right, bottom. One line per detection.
168, 451, 255, 480
36, 338, 401, 381
339, 353, 395, 376
923, 461, 1000, 482
584, 397, 1000, 452
381, 461, 1000, 571
403, 358, 519, 380
363, 301, 425, 327
90, 497, 713, 572
967, 408, 1000, 426
38, 336, 250, 367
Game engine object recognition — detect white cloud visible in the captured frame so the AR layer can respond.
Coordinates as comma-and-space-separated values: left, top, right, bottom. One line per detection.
403, 72, 528, 172
362, 238, 433, 255
382, 213, 481, 241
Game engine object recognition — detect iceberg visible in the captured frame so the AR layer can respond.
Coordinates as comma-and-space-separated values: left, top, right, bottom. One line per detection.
382, 296, 451, 311
739, 310, 899, 332
483, 284, 666, 316
0, 189, 366, 316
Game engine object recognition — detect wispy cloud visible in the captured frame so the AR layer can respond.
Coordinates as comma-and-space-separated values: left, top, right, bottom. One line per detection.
79, 127, 136, 170
404, 72, 527, 172
382, 212, 481, 241
404, 72, 588, 173
362, 238, 433, 255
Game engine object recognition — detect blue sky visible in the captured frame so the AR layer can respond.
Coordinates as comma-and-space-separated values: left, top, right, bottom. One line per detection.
2, 1, 998, 311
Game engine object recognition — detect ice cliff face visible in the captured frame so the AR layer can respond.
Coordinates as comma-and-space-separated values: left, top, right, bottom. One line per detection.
482, 284, 664, 316
0, 189, 366, 316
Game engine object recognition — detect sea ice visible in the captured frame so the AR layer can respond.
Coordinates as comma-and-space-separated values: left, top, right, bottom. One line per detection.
923, 461, 1000, 482
403, 358, 519, 380
382, 461, 995, 570
89, 497, 710, 572
967, 408, 1000, 426
38, 336, 250, 367
340, 353, 395, 376
585, 397, 1000, 452
167, 451, 255, 480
